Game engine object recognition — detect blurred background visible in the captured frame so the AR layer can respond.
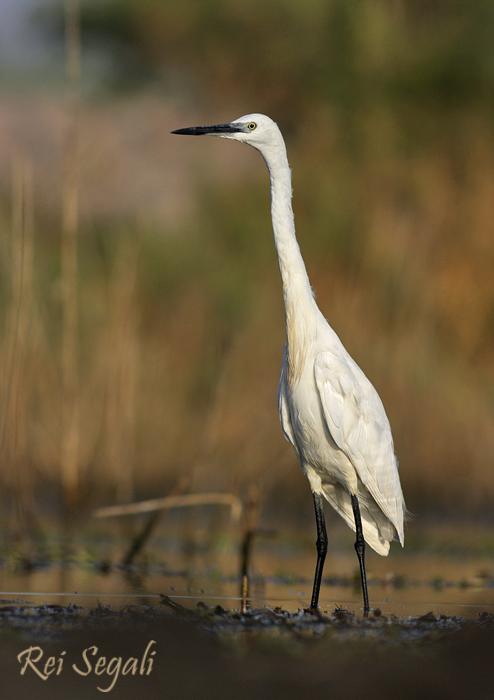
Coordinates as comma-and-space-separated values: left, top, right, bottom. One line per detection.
1, 0, 494, 557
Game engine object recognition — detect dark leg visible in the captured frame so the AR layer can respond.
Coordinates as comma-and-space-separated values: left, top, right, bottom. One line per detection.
310, 492, 328, 610
351, 494, 370, 616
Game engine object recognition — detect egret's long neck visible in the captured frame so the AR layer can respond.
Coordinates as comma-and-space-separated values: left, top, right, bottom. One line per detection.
261, 142, 318, 382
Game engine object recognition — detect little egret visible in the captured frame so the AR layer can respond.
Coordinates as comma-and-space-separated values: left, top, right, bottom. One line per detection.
172, 114, 405, 614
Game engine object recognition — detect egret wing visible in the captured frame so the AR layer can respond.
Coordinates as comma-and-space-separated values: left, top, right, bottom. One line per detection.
277, 349, 298, 450
314, 351, 404, 541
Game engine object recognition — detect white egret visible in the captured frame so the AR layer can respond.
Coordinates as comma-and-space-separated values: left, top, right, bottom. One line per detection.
172, 114, 405, 614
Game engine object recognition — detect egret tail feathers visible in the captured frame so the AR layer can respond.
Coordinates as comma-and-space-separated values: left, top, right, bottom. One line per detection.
321, 482, 402, 557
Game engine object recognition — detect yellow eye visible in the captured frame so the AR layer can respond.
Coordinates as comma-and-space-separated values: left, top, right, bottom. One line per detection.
247, 122, 257, 130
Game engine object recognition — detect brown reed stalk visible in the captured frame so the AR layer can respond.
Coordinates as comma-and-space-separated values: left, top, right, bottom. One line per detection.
105, 234, 140, 503
0, 155, 35, 528
61, 0, 81, 506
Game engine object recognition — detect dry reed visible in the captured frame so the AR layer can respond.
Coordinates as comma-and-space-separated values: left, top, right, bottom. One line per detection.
0, 155, 35, 533
60, 0, 81, 506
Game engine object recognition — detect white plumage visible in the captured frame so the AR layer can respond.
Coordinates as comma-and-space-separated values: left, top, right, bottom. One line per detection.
172, 113, 405, 613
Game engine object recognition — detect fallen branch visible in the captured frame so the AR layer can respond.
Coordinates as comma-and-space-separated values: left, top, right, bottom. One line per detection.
92, 493, 242, 523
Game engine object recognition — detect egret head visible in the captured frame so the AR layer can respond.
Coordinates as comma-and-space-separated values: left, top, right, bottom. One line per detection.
172, 113, 283, 153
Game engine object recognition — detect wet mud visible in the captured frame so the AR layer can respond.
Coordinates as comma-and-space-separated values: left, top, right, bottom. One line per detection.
1, 597, 494, 700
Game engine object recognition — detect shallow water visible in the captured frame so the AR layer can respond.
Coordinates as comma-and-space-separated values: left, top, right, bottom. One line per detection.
1, 521, 493, 620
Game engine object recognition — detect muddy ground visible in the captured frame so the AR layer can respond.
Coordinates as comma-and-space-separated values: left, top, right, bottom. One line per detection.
1, 598, 493, 700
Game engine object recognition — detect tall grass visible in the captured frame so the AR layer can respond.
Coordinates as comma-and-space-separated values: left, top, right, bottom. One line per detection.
1, 108, 494, 522
1, 0, 494, 530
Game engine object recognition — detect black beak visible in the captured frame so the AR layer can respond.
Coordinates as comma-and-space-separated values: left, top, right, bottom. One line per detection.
171, 123, 242, 136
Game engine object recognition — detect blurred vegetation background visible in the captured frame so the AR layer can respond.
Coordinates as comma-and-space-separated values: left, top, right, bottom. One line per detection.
1, 0, 494, 541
